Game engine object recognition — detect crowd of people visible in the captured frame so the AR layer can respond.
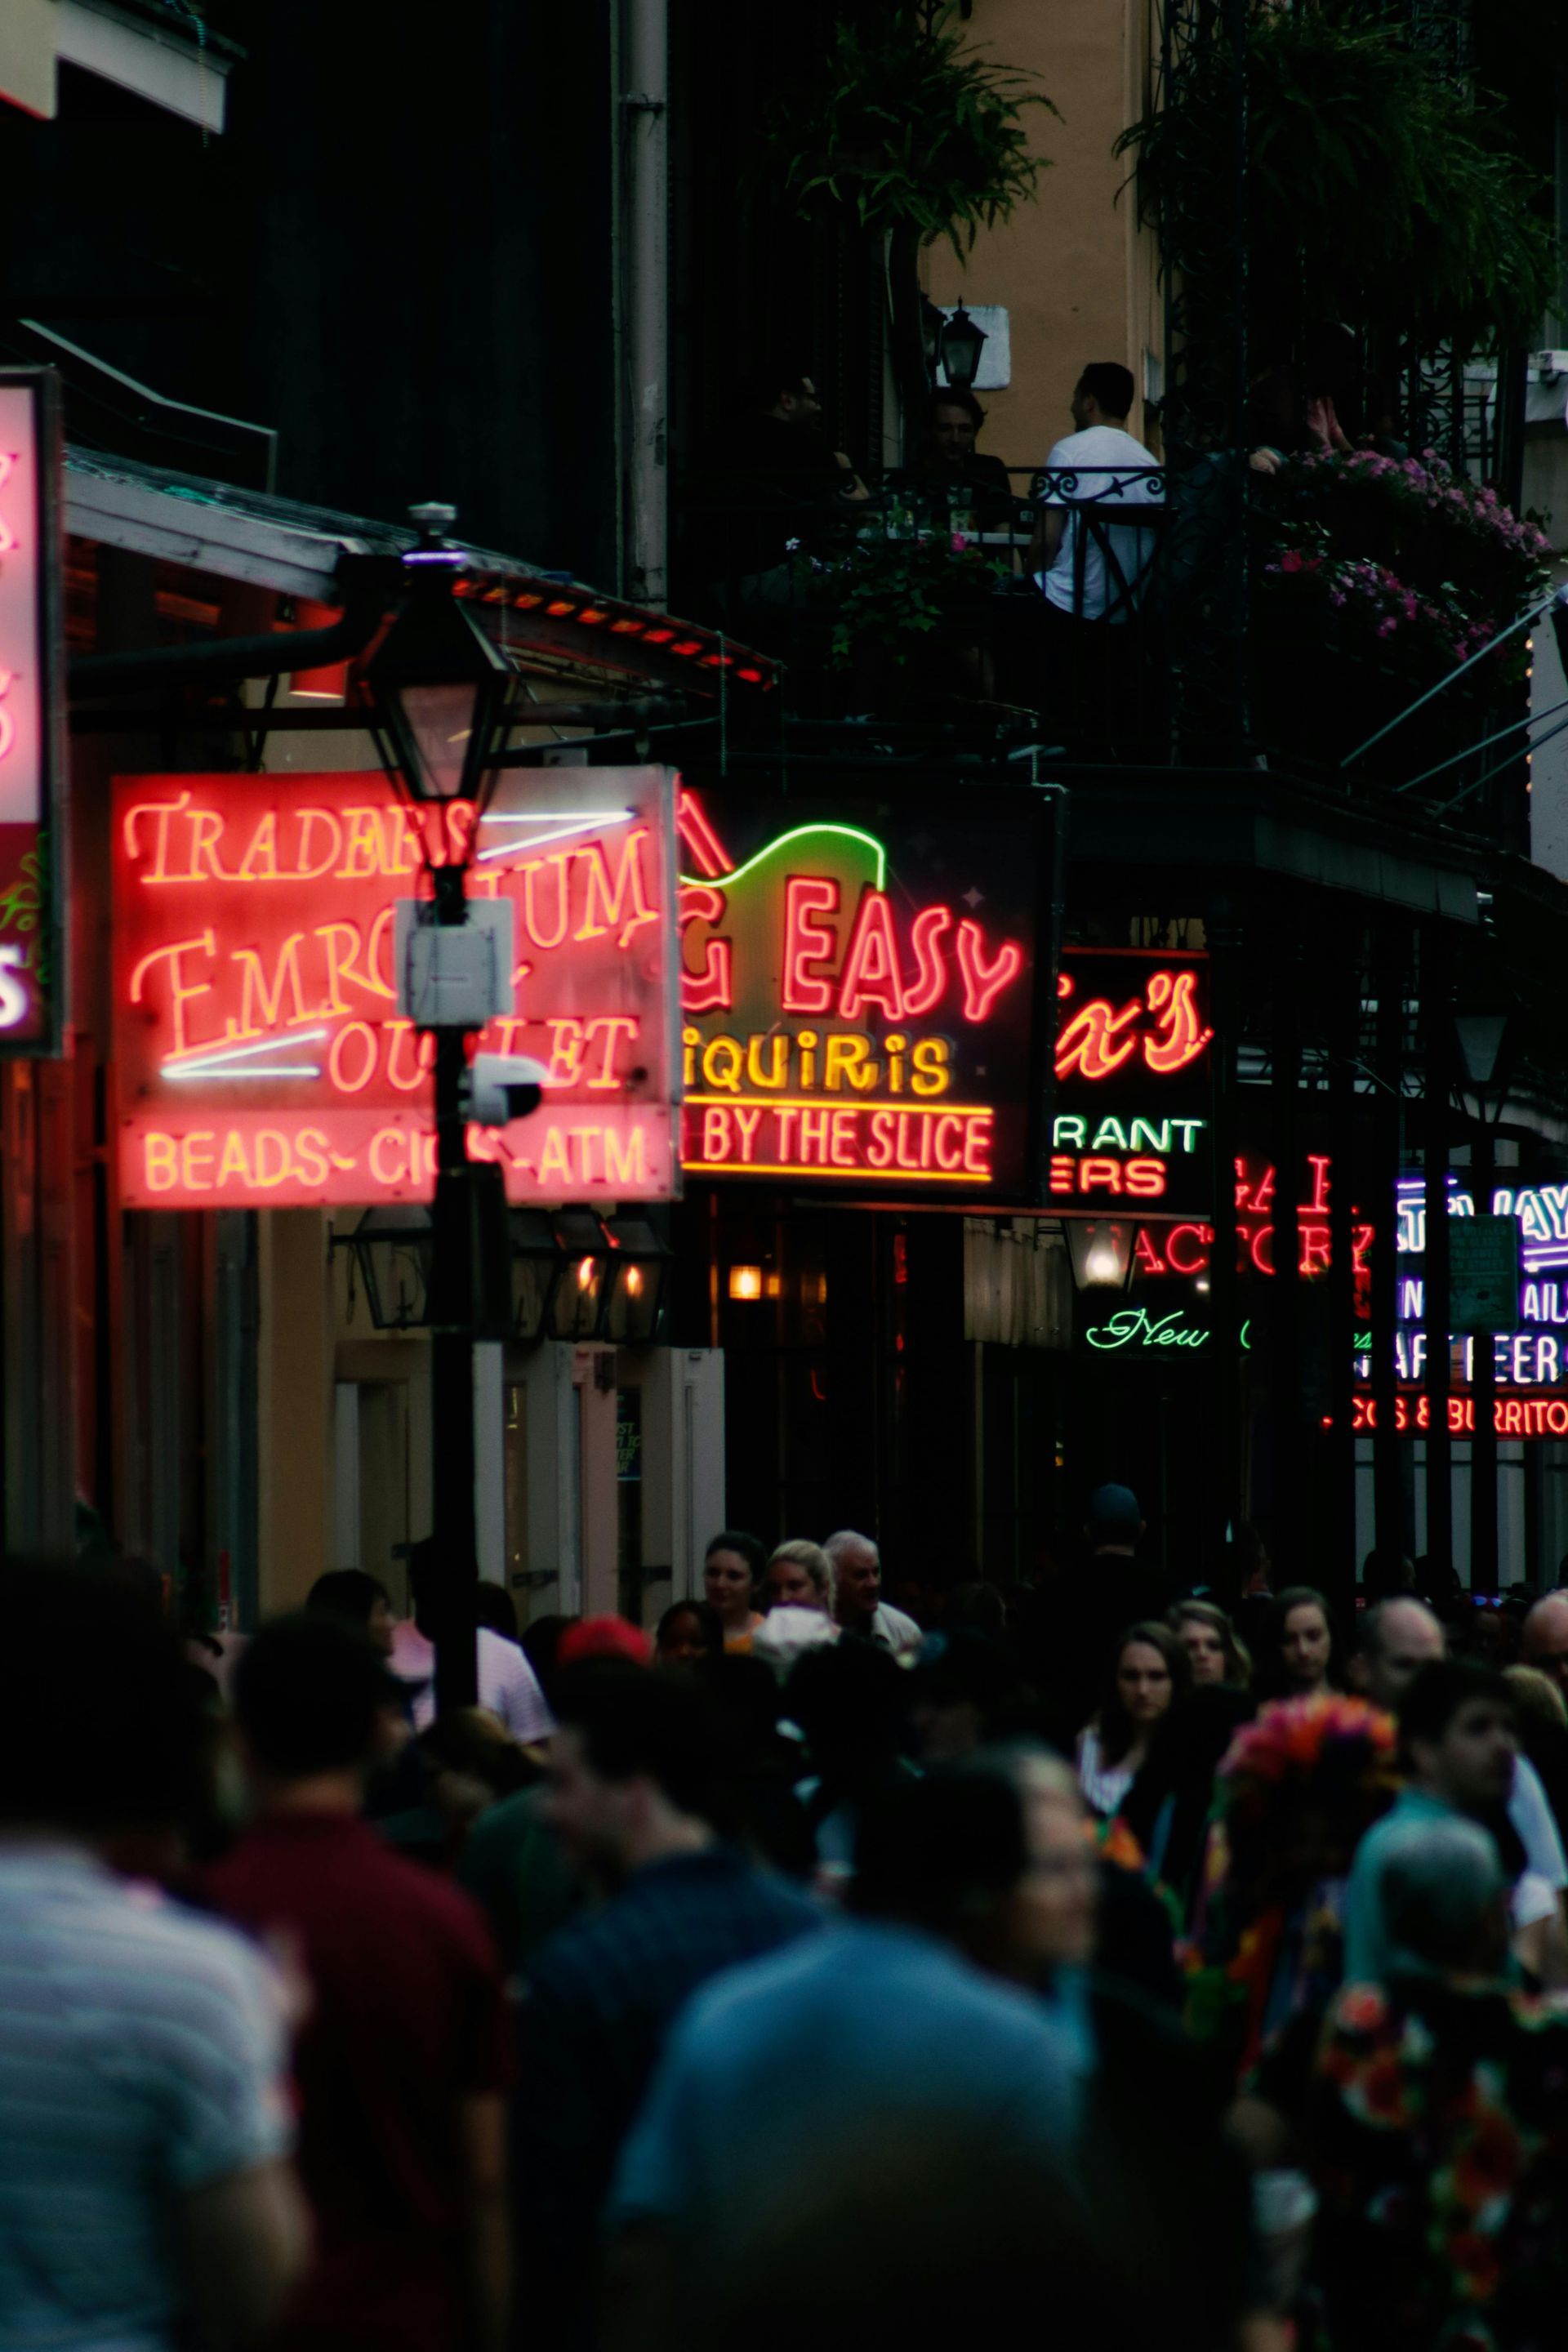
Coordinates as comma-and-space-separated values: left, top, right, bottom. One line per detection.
10, 1494, 1568, 2352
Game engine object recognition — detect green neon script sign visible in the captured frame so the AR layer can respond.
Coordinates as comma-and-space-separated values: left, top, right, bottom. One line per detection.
1084, 1306, 1252, 1354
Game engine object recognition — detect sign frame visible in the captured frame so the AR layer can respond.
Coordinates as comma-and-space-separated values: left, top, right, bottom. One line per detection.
111, 765, 682, 1210
0, 367, 65, 1056
675, 776, 1063, 1206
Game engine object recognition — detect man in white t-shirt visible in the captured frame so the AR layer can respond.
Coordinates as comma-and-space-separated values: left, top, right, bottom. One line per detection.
393, 1540, 555, 1740
1031, 362, 1160, 624
824, 1530, 923, 1659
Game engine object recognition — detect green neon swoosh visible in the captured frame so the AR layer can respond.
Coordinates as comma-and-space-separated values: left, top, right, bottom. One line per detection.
680, 822, 886, 894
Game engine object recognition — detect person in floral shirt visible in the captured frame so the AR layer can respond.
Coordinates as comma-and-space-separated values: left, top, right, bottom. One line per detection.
1309, 1815, 1568, 2352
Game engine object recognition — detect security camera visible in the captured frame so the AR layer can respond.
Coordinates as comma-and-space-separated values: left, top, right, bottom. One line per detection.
464, 1054, 550, 1127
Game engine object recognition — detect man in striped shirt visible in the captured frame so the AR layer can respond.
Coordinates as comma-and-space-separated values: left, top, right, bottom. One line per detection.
0, 1561, 306, 2352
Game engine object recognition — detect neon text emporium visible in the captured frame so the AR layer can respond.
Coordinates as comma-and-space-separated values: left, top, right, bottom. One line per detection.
112, 771, 679, 1209
677, 786, 1047, 1192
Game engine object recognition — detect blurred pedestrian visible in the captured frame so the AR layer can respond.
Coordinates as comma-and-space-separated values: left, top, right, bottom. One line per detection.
654, 1598, 724, 1669
512, 1664, 819, 2347
1254, 1586, 1344, 1701
751, 1601, 839, 1677
308, 1567, 397, 1657
1520, 1590, 1568, 1701
207, 1615, 512, 2352
1312, 1816, 1568, 2352
764, 1538, 835, 1615
1076, 1621, 1188, 1819
823, 1528, 922, 1656
908, 1628, 1031, 1765
1120, 1683, 1256, 1921
1193, 1695, 1399, 2079
1343, 1659, 1566, 1988
987, 1752, 1261, 2350
394, 1540, 554, 1743
1348, 1599, 1568, 1934
787, 1639, 917, 1879
1169, 1597, 1251, 1688
605, 1775, 1076, 2334
0, 1561, 307, 2352
559, 1615, 654, 1668
1046, 1484, 1171, 1736
702, 1530, 766, 1651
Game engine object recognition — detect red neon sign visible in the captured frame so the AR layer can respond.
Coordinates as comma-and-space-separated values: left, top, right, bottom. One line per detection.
1352, 1391, 1568, 1441
1054, 964, 1211, 1083
1133, 1155, 1374, 1281
676, 786, 1042, 1192
113, 770, 679, 1209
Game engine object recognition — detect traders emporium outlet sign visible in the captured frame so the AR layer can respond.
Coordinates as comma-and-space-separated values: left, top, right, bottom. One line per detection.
675, 782, 1056, 1197
112, 769, 679, 1208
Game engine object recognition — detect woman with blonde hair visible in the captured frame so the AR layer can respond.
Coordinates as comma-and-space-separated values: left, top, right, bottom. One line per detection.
764, 1539, 835, 1618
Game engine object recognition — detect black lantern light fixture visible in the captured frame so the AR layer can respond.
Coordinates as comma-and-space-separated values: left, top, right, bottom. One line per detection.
549, 1209, 617, 1342
919, 293, 947, 388
510, 1209, 564, 1344
1454, 1006, 1512, 1093
602, 1214, 671, 1345
366, 505, 519, 808
1064, 1218, 1139, 1294
938, 302, 987, 392
343, 1204, 437, 1330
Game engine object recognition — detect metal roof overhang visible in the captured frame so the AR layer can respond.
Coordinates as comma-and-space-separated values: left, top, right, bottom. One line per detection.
62, 445, 779, 698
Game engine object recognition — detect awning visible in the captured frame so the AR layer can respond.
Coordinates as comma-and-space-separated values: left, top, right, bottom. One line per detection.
63, 443, 779, 698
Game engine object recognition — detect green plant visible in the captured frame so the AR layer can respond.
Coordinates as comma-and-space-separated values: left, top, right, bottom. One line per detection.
759, 2, 1055, 256
1119, 7, 1556, 356
798, 534, 1006, 669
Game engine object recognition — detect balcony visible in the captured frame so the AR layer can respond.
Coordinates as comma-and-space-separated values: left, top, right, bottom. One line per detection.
673, 445, 1542, 851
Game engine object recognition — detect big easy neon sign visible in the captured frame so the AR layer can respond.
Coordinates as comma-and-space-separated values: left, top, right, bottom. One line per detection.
676, 782, 1054, 1193
112, 768, 679, 1209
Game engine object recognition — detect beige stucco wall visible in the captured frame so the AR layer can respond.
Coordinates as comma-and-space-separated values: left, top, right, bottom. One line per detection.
924, 0, 1160, 465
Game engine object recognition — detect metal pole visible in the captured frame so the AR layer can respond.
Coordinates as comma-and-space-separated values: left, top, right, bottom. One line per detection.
1371, 926, 1405, 1565
1325, 931, 1358, 1622
1423, 929, 1454, 1584
1269, 911, 1302, 1577
1208, 898, 1243, 1566
1471, 1111, 1499, 1595
624, 0, 669, 608
431, 869, 479, 1716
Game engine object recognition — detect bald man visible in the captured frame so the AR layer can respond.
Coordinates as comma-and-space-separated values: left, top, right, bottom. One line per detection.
1521, 1593, 1568, 1701
1349, 1594, 1568, 1966
1349, 1596, 1446, 1714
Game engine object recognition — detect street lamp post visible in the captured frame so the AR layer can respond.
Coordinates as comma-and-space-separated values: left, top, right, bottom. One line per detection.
368, 505, 520, 1714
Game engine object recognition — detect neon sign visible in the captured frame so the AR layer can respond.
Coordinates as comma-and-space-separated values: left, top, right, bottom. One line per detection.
1352, 1391, 1568, 1441
113, 769, 679, 1209
1132, 1154, 1374, 1278
1083, 1305, 1252, 1354
1050, 951, 1213, 1214
676, 783, 1049, 1194
0, 372, 60, 1050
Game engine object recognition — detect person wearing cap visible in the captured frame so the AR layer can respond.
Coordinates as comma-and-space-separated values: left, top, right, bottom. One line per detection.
1044, 1485, 1173, 1747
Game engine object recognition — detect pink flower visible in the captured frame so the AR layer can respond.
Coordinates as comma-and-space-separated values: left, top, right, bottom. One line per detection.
1378, 618, 1397, 636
